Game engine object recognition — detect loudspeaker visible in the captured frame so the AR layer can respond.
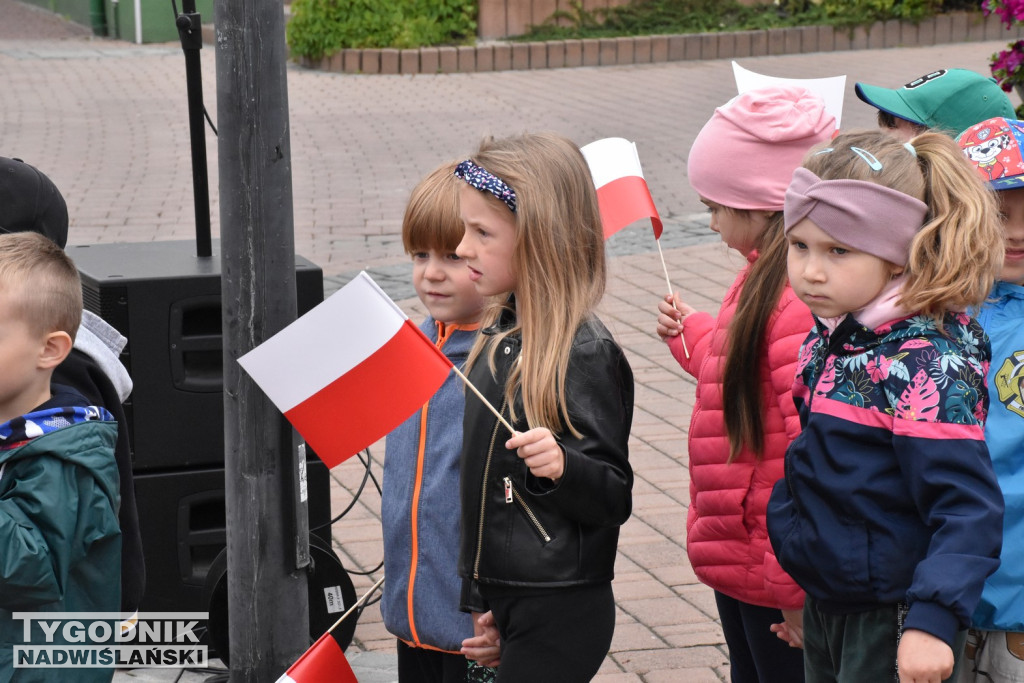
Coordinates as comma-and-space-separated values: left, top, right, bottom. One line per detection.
68, 240, 324, 472
132, 460, 333, 613
67, 240, 335, 615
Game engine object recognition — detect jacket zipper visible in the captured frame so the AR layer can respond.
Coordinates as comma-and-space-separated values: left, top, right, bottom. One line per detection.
503, 476, 551, 542
406, 324, 453, 646
473, 397, 508, 580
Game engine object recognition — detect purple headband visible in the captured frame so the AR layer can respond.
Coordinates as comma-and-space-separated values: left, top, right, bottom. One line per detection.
454, 159, 517, 213
784, 167, 929, 265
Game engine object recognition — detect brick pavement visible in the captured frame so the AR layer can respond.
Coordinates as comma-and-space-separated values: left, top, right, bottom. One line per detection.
0, 1, 1016, 679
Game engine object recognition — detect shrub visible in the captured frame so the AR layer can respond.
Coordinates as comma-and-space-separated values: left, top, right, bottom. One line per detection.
524, 0, 979, 41
287, 0, 476, 61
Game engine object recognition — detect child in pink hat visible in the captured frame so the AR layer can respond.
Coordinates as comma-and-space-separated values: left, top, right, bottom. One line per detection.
654, 85, 835, 682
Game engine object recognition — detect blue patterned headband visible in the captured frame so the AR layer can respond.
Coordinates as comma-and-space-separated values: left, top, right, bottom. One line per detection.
454, 159, 517, 213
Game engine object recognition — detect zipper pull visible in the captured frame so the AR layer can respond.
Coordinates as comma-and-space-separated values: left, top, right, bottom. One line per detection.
503, 477, 513, 504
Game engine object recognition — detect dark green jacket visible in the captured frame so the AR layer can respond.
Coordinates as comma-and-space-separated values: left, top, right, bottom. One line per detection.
0, 397, 120, 682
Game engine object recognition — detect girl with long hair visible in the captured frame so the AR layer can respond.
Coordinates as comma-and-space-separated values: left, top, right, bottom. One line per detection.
453, 132, 634, 683
656, 86, 836, 682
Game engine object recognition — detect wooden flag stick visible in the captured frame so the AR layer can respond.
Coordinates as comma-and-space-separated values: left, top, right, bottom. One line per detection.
656, 238, 690, 359
452, 365, 517, 435
323, 574, 385, 636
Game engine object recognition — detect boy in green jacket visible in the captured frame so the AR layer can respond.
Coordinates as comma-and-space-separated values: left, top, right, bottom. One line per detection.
0, 232, 120, 682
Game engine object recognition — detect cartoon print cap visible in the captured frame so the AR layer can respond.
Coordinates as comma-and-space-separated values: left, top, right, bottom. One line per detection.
957, 117, 1024, 191
855, 68, 1015, 137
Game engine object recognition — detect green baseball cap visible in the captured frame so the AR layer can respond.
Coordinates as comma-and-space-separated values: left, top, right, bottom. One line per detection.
855, 68, 1015, 136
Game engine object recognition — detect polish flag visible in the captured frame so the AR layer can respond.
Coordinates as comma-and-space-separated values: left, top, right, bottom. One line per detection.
238, 271, 453, 469
276, 628, 357, 683
581, 137, 663, 240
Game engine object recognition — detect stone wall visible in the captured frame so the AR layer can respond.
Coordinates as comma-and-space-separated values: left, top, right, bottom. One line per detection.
296, 11, 1024, 76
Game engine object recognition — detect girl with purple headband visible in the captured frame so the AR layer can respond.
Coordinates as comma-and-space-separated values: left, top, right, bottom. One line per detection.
453, 132, 634, 683
766, 129, 1006, 683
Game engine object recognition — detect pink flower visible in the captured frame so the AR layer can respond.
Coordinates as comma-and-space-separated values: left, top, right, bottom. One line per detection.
866, 355, 892, 382
990, 39, 1024, 91
985, 0, 1024, 28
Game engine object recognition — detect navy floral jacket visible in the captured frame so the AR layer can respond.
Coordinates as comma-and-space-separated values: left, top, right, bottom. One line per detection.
767, 311, 1004, 648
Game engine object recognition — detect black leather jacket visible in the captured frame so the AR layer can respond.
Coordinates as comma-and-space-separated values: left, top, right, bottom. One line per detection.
458, 308, 634, 611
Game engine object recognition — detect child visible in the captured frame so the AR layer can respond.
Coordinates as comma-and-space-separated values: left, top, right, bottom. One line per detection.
453, 132, 634, 683
380, 161, 495, 682
767, 129, 1006, 683
855, 68, 1014, 140
956, 116, 1024, 683
0, 155, 145, 617
656, 85, 834, 682
0, 232, 121, 681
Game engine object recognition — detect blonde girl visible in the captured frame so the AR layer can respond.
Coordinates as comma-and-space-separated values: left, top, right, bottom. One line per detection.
766, 130, 1005, 683
453, 132, 634, 683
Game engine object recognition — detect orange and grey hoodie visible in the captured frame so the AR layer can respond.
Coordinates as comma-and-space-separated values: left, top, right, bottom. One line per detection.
380, 317, 478, 653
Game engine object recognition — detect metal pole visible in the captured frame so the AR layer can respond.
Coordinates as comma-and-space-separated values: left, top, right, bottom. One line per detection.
174, 0, 211, 258
214, 0, 310, 677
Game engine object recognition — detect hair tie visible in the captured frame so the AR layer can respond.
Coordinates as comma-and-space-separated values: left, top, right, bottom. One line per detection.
904, 142, 917, 157
454, 159, 517, 213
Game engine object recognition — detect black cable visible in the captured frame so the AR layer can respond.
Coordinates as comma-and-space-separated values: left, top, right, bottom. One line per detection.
306, 448, 386, 580
310, 448, 373, 532
204, 108, 218, 136
346, 560, 383, 577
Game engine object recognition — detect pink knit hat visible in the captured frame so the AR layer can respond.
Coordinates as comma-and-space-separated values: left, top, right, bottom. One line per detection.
687, 85, 836, 211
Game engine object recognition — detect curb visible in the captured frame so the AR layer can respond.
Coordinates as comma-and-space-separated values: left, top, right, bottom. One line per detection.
284, 11, 1024, 75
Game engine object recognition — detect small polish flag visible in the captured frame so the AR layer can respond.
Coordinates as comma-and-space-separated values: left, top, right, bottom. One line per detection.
581, 137, 663, 240
238, 271, 453, 469
276, 628, 357, 683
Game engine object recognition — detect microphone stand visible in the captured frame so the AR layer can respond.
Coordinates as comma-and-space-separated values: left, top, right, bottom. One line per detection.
175, 0, 212, 258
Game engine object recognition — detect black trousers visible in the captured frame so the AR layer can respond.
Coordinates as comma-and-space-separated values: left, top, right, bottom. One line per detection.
397, 640, 469, 683
715, 590, 805, 683
482, 582, 615, 683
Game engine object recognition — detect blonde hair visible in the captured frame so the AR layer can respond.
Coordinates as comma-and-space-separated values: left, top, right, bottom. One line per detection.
801, 130, 1003, 322
402, 161, 463, 254
0, 232, 82, 339
464, 132, 605, 438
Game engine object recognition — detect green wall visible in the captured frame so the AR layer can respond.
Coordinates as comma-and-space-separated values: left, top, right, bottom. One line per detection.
106, 0, 214, 43
21, 0, 214, 43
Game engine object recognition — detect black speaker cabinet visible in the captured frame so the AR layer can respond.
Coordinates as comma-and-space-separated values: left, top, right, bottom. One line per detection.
66, 240, 333, 614
132, 461, 333, 613
68, 240, 324, 472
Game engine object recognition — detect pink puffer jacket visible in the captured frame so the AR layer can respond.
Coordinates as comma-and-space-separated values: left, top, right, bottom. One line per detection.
667, 256, 810, 610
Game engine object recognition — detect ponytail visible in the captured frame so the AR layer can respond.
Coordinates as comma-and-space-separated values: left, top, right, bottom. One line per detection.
900, 132, 1003, 322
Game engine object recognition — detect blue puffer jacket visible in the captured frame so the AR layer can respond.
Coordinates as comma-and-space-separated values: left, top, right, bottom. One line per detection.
972, 282, 1024, 632
380, 317, 477, 653
767, 312, 1003, 648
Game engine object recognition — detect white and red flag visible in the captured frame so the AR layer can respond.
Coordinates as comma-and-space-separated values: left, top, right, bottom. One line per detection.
581, 137, 663, 240
238, 271, 453, 469
276, 628, 357, 683
278, 574, 384, 683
